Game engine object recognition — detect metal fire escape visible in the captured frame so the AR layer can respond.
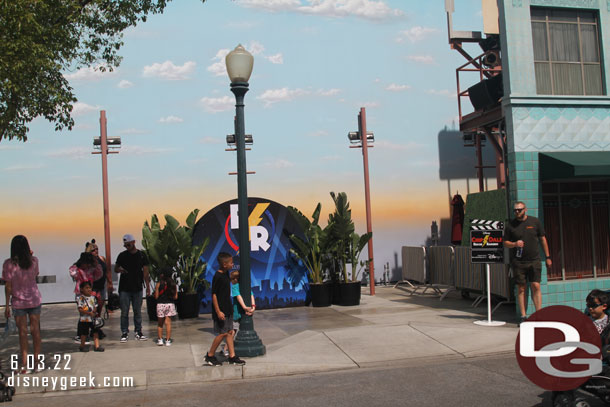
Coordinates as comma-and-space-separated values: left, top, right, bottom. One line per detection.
446, 0, 507, 192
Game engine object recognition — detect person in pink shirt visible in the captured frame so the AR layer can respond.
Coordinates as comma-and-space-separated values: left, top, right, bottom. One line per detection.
2, 235, 42, 374
69, 252, 102, 298
69, 252, 102, 343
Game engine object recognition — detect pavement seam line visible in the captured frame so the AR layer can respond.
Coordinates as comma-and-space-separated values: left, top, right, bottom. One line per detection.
322, 331, 361, 368
408, 323, 466, 358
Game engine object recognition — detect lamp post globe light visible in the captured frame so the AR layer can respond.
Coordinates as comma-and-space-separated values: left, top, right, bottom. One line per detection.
225, 44, 265, 357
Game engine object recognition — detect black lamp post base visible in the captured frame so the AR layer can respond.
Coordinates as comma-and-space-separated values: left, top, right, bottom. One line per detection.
234, 315, 266, 357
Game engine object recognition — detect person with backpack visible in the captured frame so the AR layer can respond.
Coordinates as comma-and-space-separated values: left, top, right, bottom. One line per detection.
69, 252, 102, 343
85, 239, 113, 315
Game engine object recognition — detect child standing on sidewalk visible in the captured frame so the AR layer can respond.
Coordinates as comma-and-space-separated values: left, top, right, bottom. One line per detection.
76, 281, 104, 352
154, 270, 178, 346
219, 270, 256, 357
204, 253, 245, 366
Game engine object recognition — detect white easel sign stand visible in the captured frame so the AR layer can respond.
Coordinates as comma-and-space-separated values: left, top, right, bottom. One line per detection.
470, 219, 506, 327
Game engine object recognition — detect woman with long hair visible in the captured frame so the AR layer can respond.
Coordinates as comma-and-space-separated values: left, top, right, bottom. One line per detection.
85, 239, 112, 314
2, 235, 42, 374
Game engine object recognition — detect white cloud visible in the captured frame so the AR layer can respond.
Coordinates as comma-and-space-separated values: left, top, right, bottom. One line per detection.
308, 130, 329, 137
385, 83, 411, 92
266, 53, 284, 64
44, 147, 90, 159
158, 115, 184, 124
118, 80, 134, 88
257, 88, 309, 107
249, 41, 265, 55
264, 158, 295, 168
317, 88, 341, 96
64, 65, 116, 82
3, 163, 45, 172
200, 136, 223, 144
117, 128, 148, 135
208, 49, 231, 77
407, 55, 435, 65
201, 96, 235, 113
72, 102, 100, 117
239, 0, 404, 21
360, 101, 379, 109
121, 146, 177, 156
427, 89, 457, 98
0, 145, 23, 151
396, 26, 438, 43
374, 140, 424, 151
142, 61, 196, 80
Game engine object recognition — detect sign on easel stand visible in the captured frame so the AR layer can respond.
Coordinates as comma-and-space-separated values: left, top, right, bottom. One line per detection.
470, 219, 506, 327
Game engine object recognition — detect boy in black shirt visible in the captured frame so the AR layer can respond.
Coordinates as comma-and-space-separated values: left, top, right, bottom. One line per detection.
203, 252, 245, 366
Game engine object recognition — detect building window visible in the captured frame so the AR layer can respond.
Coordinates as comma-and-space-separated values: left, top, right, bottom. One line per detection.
542, 180, 610, 281
531, 7, 604, 95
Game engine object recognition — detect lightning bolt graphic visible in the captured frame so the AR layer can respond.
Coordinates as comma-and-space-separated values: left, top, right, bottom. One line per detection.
248, 203, 270, 239
482, 234, 489, 247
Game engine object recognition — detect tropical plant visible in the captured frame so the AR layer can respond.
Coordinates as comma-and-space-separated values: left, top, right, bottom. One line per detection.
142, 209, 210, 294
287, 203, 326, 284
327, 192, 355, 283
347, 231, 372, 282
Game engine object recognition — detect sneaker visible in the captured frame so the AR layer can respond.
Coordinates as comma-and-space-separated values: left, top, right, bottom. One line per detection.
120, 333, 128, 343
228, 356, 246, 365
203, 354, 222, 366
73, 336, 92, 345
94, 346, 105, 352
156, 338, 164, 346
165, 338, 173, 347
135, 332, 148, 341
518, 315, 528, 326
79, 346, 89, 352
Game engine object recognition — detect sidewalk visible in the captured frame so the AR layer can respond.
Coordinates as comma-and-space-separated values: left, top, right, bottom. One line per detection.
0, 286, 520, 396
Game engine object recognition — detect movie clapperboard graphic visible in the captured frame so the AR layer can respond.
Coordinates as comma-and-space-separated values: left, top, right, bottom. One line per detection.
470, 219, 504, 264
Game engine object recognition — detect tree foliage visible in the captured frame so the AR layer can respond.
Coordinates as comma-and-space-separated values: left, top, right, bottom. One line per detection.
0, 0, 206, 142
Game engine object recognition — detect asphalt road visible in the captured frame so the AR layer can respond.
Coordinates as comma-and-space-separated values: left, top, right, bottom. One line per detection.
7, 354, 572, 407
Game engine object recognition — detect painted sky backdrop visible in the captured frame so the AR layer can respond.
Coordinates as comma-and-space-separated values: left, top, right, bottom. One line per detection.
0, 0, 494, 301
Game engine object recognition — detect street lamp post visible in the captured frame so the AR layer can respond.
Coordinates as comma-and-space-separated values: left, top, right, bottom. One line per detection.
348, 107, 376, 295
92, 110, 121, 282
225, 44, 265, 357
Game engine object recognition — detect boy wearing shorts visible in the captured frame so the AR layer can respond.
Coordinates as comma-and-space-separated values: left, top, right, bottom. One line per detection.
203, 253, 245, 366
76, 281, 104, 352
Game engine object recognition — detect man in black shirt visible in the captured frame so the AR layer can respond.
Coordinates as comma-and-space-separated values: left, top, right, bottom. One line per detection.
505, 201, 552, 324
115, 234, 151, 342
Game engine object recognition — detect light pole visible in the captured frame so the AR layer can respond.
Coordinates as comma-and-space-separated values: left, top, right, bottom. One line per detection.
348, 107, 376, 295
225, 44, 265, 357
92, 110, 121, 287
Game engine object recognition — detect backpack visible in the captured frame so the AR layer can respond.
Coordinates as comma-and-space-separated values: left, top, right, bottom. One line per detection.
107, 292, 120, 311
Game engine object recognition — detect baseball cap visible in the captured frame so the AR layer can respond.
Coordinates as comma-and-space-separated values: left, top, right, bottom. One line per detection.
123, 234, 136, 243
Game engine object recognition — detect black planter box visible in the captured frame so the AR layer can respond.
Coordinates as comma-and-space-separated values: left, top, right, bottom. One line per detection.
146, 295, 158, 321
177, 292, 200, 319
339, 282, 361, 306
310, 283, 332, 307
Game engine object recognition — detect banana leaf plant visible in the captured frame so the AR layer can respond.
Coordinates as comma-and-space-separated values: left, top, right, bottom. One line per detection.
142, 209, 210, 294
287, 203, 326, 284
347, 231, 372, 282
327, 192, 355, 283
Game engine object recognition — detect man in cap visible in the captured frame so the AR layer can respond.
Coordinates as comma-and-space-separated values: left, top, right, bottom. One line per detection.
115, 234, 151, 342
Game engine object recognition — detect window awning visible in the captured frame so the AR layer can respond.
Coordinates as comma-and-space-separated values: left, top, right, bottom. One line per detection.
539, 152, 610, 180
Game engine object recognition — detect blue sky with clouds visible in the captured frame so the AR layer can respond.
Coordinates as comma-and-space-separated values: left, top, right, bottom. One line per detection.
1, 0, 490, 298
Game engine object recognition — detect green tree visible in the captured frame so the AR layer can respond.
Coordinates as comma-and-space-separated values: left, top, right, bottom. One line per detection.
0, 0, 206, 142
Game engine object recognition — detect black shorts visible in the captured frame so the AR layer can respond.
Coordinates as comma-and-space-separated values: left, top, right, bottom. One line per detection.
213, 316, 234, 335
77, 321, 100, 337
512, 261, 542, 285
